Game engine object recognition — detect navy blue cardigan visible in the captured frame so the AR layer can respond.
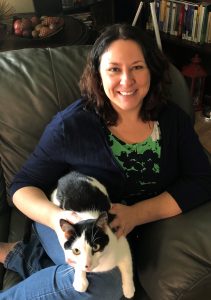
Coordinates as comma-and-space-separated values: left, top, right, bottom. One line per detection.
10, 99, 211, 212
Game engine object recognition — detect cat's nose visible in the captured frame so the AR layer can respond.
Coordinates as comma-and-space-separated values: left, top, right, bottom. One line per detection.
85, 265, 91, 271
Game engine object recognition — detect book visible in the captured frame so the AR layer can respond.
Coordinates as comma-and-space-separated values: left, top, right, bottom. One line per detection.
206, 11, 211, 42
156, 0, 160, 23
178, 3, 185, 37
174, 2, 182, 35
170, 2, 177, 35
182, 3, 189, 39
200, 2, 211, 43
184, 4, 195, 40
191, 6, 199, 41
197, 4, 206, 42
192, 4, 201, 41
163, 0, 171, 32
159, 0, 168, 30
167, 0, 173, 32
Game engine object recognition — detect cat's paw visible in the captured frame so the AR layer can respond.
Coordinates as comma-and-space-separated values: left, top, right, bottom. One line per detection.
73, 278, 89, 293
122, 282, 135, 299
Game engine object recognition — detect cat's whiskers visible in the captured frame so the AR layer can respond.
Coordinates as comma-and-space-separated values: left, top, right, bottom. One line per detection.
92, 235, 101, 245
92, 234, 102, 246
91, 224, 100, 244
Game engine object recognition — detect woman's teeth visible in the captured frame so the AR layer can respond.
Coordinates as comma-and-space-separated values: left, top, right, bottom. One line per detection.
119, 91, 135, 96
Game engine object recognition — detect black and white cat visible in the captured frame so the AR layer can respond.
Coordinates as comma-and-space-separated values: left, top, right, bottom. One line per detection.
51, 171, 135, 299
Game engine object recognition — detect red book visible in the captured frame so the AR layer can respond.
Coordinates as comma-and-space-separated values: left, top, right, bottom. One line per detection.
178, 4, 185, 38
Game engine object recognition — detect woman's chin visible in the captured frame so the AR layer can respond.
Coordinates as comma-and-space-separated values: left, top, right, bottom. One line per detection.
114, 102, 142, 113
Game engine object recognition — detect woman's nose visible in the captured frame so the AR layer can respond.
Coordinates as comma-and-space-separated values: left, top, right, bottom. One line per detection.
120, 71, 134, 85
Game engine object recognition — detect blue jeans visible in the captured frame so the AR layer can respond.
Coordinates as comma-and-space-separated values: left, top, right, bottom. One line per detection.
0, 223, 123, 300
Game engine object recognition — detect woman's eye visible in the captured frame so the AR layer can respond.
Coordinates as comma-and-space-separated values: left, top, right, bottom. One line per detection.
108, 67, 120, 72
133, 65, 144, 70
92, 244, 100, 252
72, 248, 80, 255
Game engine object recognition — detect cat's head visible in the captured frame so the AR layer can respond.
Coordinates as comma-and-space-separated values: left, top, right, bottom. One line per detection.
60, 212, 109, 272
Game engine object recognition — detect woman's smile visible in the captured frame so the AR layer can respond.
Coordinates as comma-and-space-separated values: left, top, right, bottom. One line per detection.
118, 90, 137, 96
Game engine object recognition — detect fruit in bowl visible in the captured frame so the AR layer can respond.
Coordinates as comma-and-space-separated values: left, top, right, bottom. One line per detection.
13, 19, 23, 36
13, 16, 64, 39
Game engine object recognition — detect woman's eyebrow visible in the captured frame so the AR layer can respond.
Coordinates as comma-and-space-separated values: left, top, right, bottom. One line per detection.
108, 60, 144, 65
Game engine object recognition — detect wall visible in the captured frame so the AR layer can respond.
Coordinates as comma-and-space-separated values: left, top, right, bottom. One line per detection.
8, 0, 34, 13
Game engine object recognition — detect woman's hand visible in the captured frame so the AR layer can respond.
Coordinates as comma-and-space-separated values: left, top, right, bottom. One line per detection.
109, 192, 182, 239
109, 203, 137, 238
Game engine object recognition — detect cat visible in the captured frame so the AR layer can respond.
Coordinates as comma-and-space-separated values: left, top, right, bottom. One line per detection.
51, 171, 135, 299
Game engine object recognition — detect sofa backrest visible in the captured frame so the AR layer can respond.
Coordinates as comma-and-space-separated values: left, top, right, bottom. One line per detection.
0, 45, 91, 206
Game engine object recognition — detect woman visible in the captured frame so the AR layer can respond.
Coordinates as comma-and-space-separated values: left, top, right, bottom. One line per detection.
0, 23, 211, 299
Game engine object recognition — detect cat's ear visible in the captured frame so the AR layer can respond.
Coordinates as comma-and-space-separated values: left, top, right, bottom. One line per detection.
95, 212, 108, 231
60, 219, 76, 239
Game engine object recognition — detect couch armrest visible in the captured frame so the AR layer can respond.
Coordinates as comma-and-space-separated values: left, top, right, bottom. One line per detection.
0, 162, 27, 289
137, 201, 211, 300
0, 211, 10, 289
0, 163, 11, 289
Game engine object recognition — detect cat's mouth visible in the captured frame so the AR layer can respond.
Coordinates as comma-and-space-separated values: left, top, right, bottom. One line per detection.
85, 266, 92, 272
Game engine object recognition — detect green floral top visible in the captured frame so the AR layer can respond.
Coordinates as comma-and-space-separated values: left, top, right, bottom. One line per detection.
107, 122, 161, 203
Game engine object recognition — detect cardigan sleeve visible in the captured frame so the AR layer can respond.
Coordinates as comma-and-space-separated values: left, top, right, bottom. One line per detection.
161, 104, 211, 212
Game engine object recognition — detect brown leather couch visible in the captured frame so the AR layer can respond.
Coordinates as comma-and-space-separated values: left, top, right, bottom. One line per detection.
0, 45, 211, 300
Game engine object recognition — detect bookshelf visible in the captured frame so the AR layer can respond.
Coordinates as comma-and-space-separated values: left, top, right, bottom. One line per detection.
146, 0, 211, 44
127, 0, 211, 96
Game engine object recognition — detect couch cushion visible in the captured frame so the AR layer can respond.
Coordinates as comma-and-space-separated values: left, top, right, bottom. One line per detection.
0, 45, 91, 205
137, 200, 211, 300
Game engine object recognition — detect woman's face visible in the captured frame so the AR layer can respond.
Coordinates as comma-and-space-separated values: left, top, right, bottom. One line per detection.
99, 39, 151, 116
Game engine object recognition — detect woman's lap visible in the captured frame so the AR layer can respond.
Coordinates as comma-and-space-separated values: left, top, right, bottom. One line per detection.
1, 222, 123, 300
0, 264, 122, 300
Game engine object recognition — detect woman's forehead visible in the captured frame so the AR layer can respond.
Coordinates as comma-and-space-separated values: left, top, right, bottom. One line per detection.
99, 39, 145, 65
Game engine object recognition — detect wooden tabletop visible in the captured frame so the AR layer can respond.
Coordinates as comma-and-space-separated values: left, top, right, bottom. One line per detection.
0, 15, 91, 52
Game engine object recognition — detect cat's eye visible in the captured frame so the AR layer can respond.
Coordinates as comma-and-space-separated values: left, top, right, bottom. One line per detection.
92, 244, 100, 252
72, 248, 81, 255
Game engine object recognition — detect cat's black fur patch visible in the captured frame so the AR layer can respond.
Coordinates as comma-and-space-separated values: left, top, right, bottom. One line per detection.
56, 171, 111, 212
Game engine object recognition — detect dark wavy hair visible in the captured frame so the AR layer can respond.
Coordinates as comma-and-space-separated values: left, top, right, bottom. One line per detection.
80, 23, 170, 125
